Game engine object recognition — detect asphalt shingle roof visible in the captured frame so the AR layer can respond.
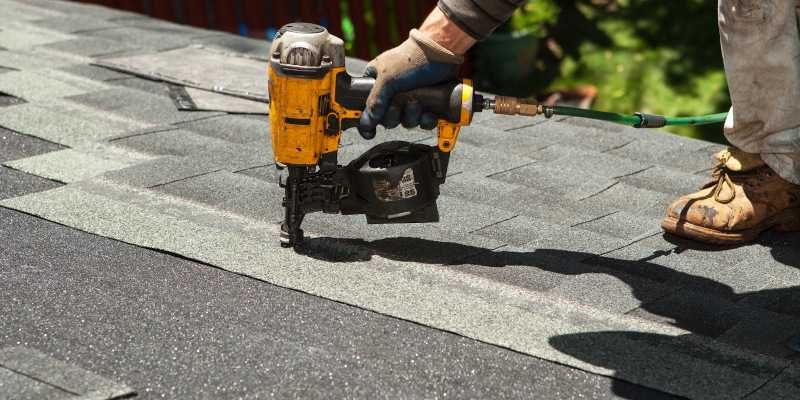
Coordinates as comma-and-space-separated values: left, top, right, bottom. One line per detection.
1, 1, 798, 398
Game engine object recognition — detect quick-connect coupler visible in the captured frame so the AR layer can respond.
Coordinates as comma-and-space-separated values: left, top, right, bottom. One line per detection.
487, 96, 545, 117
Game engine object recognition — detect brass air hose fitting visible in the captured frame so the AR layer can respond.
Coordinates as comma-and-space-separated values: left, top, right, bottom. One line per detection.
490, 96, 543, 117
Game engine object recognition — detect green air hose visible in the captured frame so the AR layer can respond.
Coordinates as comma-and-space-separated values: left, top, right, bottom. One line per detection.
548, 106, 729, 128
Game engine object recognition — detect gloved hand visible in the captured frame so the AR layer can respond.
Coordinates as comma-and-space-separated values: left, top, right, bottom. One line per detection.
358, 29, 464, 139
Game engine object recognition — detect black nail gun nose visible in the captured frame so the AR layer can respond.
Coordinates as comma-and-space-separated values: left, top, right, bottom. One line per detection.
268, 23, 480, 247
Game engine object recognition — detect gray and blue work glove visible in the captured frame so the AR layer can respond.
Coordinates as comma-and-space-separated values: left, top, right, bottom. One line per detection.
358, 29, 464, 139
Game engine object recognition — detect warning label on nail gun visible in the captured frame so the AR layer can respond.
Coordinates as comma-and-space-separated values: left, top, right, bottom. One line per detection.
374, 168, 418, 202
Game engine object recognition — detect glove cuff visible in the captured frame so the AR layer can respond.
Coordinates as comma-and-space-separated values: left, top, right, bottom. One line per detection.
409, 29, 465, 65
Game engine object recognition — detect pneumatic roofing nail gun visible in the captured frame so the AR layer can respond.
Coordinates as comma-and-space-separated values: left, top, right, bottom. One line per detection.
268, 23, 544, 247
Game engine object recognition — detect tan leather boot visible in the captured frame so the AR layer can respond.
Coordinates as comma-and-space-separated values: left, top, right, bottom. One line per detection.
662, 147, 800, 245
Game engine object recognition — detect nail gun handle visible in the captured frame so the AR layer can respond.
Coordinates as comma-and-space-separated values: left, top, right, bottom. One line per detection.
333, 73, 475, 131
391, 80, 468, 125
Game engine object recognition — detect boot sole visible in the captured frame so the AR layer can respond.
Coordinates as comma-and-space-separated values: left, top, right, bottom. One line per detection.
661, 207, 800, 245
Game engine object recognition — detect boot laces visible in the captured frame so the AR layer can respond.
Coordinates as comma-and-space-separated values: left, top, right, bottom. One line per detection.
702, 163, 746, 204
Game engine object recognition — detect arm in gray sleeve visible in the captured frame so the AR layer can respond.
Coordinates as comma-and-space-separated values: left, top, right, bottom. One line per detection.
438, 0, 527, 41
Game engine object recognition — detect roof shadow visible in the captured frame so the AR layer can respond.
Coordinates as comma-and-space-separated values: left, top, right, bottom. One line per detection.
299, 235, 799, 396
548, 330, 790, 400
298, 235, 799, 354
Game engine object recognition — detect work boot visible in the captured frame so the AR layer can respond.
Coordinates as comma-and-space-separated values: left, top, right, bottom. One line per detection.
662, 147, 800, 245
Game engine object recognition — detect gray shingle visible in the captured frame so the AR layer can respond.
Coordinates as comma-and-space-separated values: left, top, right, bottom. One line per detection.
173, 114, 268, 144
732, 286, 798, 315
64, 87, 222, 125
0, 367, 74, 400
547, 270, 673, 314
452, 225, 635, 294
235, 165, 280, 182
1, 0, 64, 22
488, 162, 618, 201
107, 77, 171, 97
627, 289, 752, 338
114, 16, 219, 37
110, 128, 232, 157
581, 245, 688, 284
435, 195, 518, 233
4, 147, 140, 183
440, 171, 520, 204
559, 115, 635, 132
31, 15, 119, 34
217, 186, 285, 223
22, 0, 145, 20
490, 186, 608, 226
0, 20, 72, 50
765, 290, 800, 318
102, 155, 216, 188
0, 101, 147, 147
607, 240, 800, 313
642, 234, 800, 297
59, 64, 131, 81
516, 223, 631, 257
746, 363, 800, 400
449, 246, 583, 293
615, 164, 709, 195
455, 125, 526, 151
0, 346, 134, 399
0, 47, 87, 70
472, 215, 582, 248
43, 37, 139, 57
577, 181, 675, 218
527, 144, 653, 178
294, 207, 507, 265
513, 117, 637, 152
0, 69, 103, 101
335, 139, 391, 164
0, 93, 25, 107
80, 27, 209, 52
105, 138, 273, 188
154, 170, 272, 206
0, 166, 63, 200
572, 211, 663, 243
0, 128, 66, 163
717, 312, 800, 358
474, 114, 556, 132
193, 35, 273, 60
189, 141, 272, 172
446, 141, 536, 177
607, 133, 724, 173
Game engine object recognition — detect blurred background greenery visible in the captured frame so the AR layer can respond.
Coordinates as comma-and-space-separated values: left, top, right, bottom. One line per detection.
538, 0, 729, 143
342, 0, 729, 143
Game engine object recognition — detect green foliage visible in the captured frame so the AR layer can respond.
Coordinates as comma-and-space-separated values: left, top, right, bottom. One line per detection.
340, 2, 355, 55
529, 0, 730, 142
495, 0, 561, 38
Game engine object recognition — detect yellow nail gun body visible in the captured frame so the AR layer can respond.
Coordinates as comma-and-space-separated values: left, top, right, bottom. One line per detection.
268, 23, 478, 247
267, 23, 724, 246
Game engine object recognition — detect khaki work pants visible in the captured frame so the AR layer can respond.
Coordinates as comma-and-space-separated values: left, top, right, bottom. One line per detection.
719, 0, 800, 184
